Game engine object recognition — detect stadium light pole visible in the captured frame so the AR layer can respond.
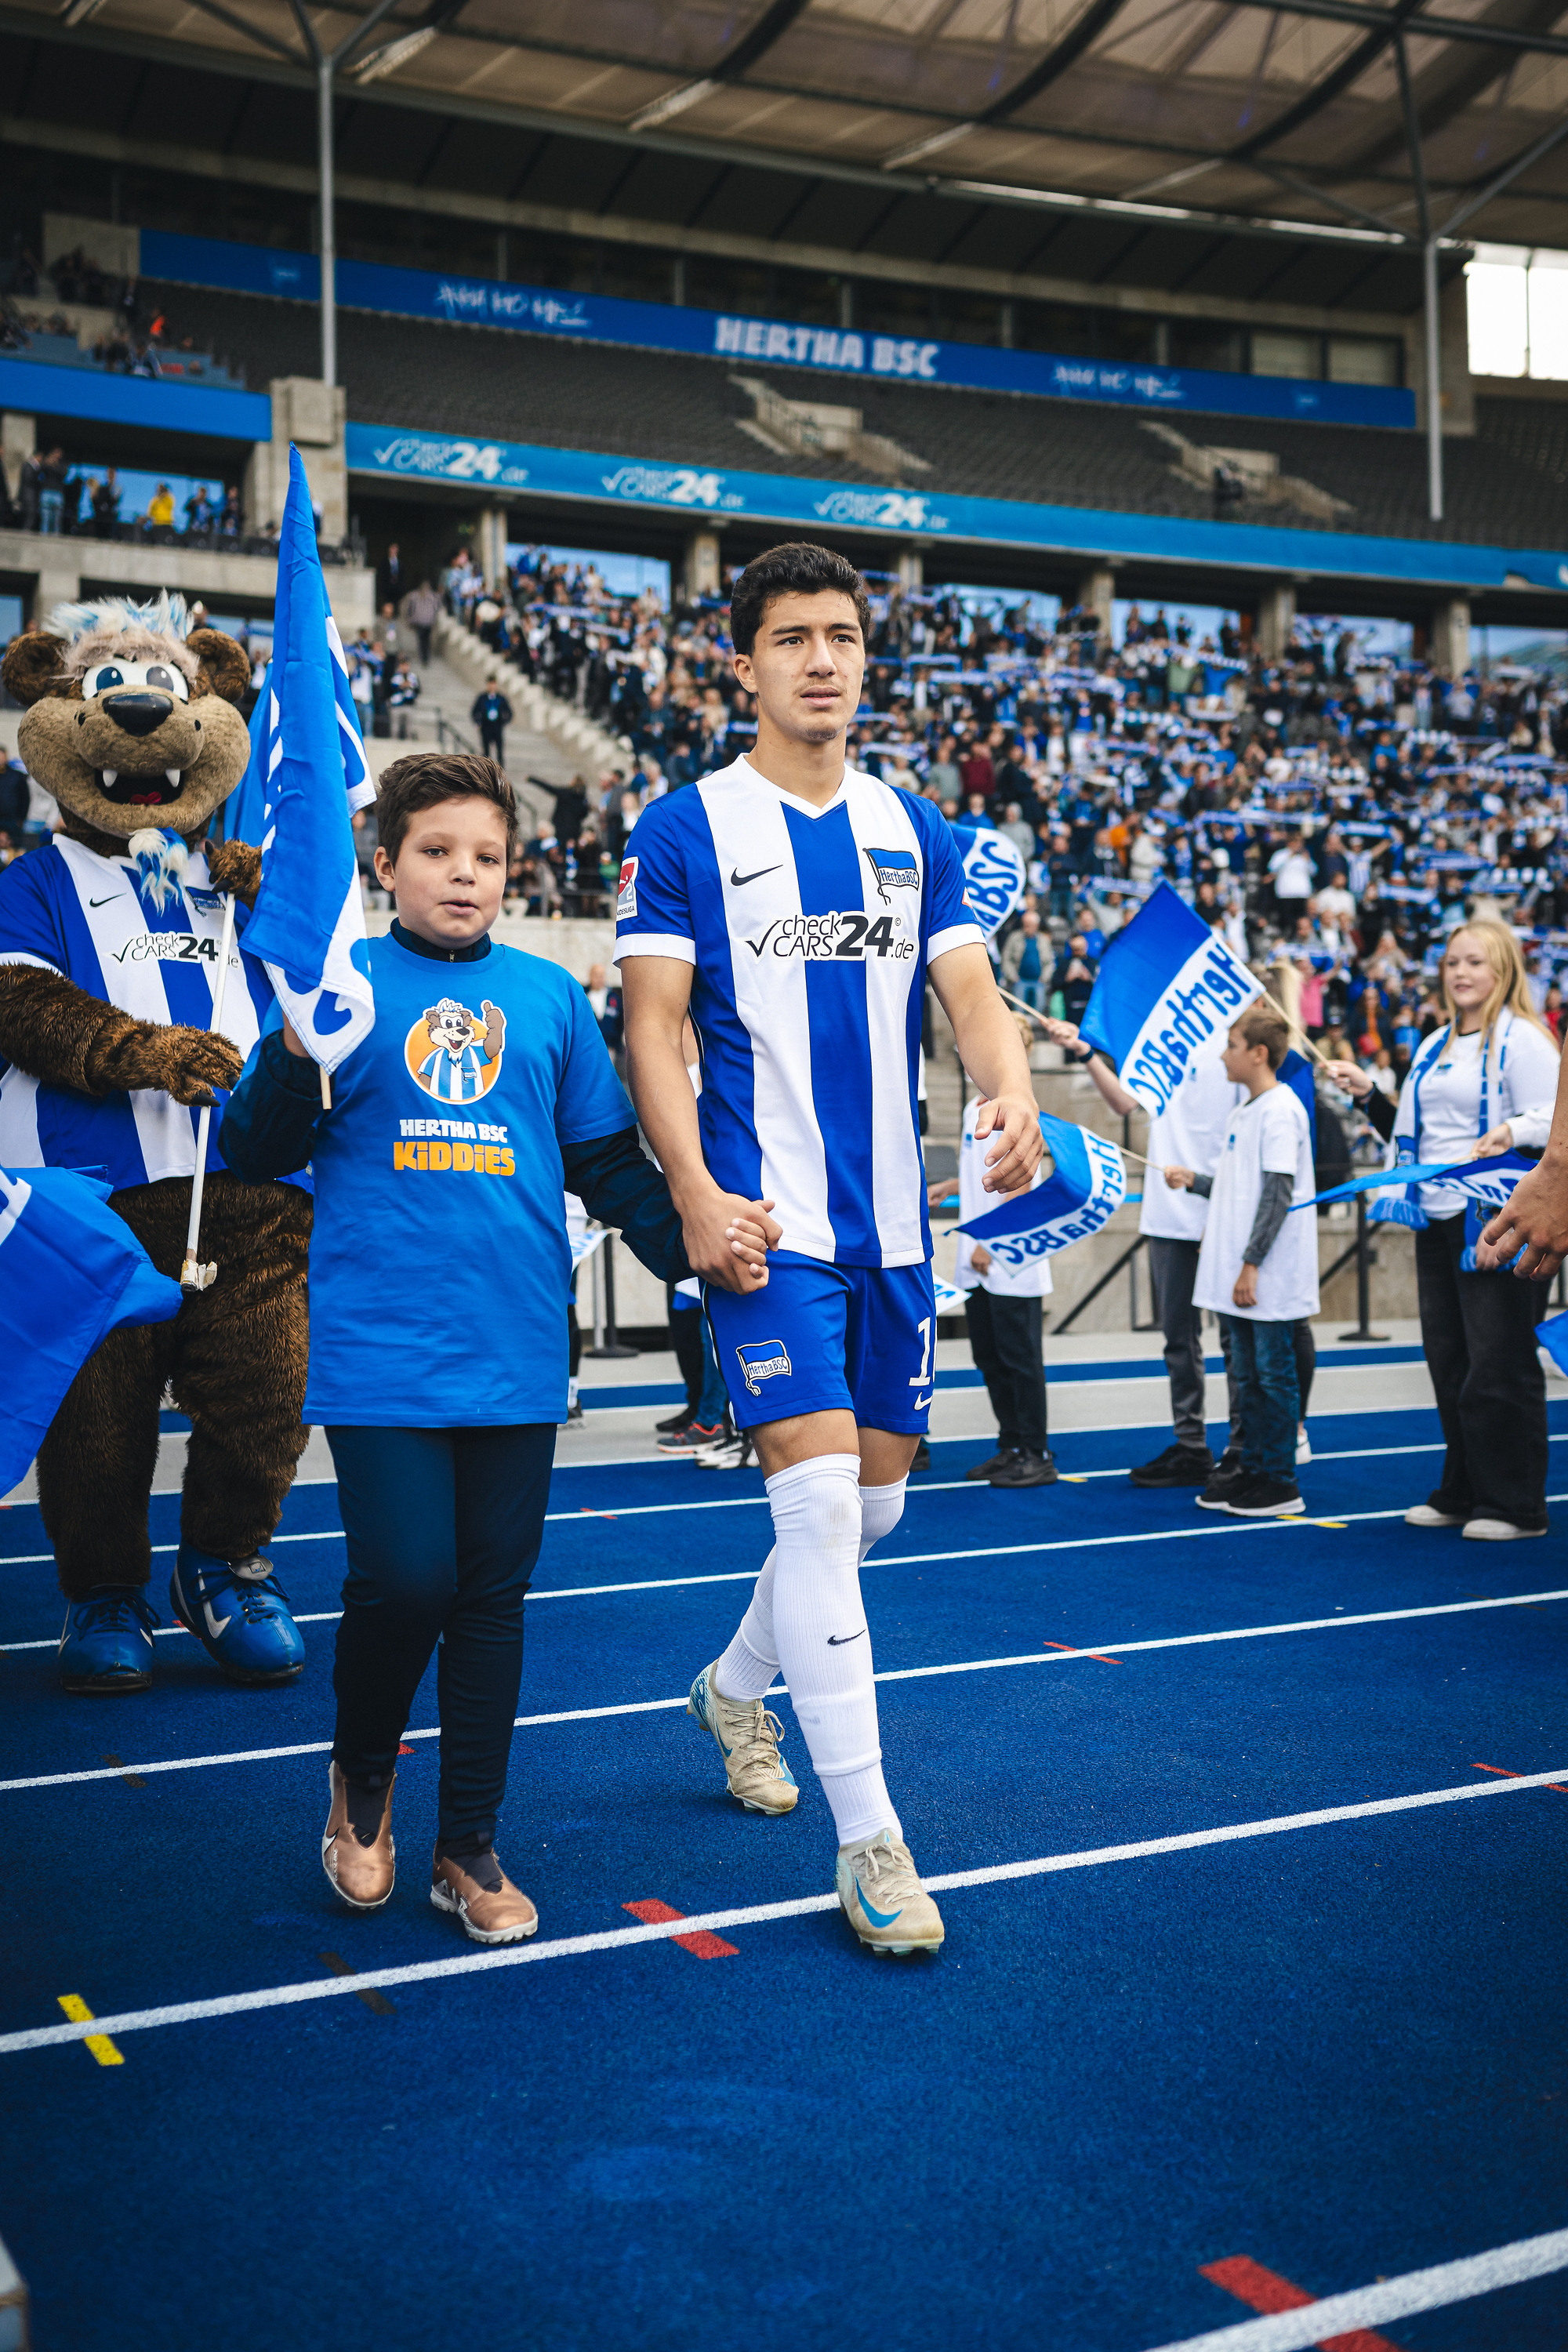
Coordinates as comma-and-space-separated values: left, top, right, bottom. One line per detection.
1394, 33, 1442, 523
318, 52, 336, 387
289, 0, 406, 388
1421, 234, 1442, 523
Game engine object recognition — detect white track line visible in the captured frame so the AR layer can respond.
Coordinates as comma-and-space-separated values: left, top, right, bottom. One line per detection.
5, 1585, 1564, 1793
5, 1433, 1560, 1569
1, 1767, 1561, 2058
5, 1492, 1566, 1643
1142, 2223, 1568, 2352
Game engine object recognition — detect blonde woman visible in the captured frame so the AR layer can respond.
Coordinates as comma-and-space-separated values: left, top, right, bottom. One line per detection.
1325, 922, 1561, 1541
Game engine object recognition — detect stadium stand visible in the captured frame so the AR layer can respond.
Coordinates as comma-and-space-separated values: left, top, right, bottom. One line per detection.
423, 546, 1568, 1065
112, 281, 1568, 554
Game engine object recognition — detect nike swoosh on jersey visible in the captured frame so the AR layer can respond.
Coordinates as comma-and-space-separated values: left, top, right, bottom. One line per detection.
89, 895, 123, 907
912, 1392, 934, 1410
826, 1628, 867, 1646
731, 864, 782, 887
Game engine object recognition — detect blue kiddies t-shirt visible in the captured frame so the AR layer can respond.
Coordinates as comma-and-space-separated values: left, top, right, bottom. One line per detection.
298, 930, 630, 1427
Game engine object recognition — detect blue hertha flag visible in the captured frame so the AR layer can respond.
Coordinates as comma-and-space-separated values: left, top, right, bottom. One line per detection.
1539, 1307, 1568, 1377
960, 1112, 1126, 1267
1080, 880, 1262, 1118
1291, 1147, 1535, 1213
0, 1166, 183, 1491
952, 823, 1026, 938
223, 657, 271, 850
242, 448, 376, 1072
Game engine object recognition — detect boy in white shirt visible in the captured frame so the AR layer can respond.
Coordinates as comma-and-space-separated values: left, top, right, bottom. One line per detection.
1167, 1000, 1317, 1519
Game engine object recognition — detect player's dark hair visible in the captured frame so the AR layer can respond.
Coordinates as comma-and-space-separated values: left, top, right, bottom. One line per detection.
728, 543, 870, 658
376, 750, 517, 866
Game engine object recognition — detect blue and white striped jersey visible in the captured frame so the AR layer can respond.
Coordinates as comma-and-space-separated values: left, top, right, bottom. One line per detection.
416, 1041, 493, 1104
615, 757, 982, 1268
0, 837, 277, 1191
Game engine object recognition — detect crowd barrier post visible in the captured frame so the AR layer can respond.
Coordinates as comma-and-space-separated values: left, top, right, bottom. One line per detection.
587, 1231, 637, 1359
1338, 1194, 1387, 1344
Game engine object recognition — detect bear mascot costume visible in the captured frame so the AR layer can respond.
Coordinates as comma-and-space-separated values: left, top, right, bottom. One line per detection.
0, 593, 313, 1694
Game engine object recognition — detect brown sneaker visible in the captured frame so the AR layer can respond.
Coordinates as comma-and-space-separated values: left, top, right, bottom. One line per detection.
321, 1760, 396, 1911
430, 1847, 539, 1945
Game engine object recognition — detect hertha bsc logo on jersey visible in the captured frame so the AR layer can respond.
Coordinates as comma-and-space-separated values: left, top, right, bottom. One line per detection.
735, 1339, 792, 1396
404, 996, 506, 1105
862, 846, 919, 903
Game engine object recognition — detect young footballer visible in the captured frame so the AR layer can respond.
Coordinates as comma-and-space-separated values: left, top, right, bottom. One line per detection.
617, 544, 1042, 1955
223, 752, 775, 1943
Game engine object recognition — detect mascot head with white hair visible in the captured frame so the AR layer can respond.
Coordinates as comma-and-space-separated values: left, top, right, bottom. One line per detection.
2, 591, 252, 906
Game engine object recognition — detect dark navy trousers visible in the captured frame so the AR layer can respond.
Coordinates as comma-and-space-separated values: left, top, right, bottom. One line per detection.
326, 1424, 554, 1849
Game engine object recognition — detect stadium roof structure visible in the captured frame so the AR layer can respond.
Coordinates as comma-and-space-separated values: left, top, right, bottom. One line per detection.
6, 0, 1568, 314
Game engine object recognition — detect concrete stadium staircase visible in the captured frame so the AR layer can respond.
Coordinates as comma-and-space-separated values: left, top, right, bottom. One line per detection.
428, 612, 633, 824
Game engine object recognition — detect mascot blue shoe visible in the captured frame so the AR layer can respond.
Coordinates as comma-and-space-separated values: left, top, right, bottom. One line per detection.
58, 1587, 159, 1694
169, 1545, 306, 1685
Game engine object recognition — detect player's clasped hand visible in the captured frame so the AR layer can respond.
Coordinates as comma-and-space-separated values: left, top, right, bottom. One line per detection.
681, 1189, 781, 1293
972, 1093, 1044, 1195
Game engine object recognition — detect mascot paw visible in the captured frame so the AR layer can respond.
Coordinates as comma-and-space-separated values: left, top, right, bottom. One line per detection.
158, 1025, 246, 1105
204, 837, 263, 908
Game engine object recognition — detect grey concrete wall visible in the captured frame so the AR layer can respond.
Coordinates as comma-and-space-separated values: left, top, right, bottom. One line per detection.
0, 528, 374, 631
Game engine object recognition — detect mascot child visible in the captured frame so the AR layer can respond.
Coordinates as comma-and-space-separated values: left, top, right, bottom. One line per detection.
0, 593, 311, 1694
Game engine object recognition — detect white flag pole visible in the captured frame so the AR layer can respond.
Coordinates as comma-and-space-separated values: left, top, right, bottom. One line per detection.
180, 891, 238, 1291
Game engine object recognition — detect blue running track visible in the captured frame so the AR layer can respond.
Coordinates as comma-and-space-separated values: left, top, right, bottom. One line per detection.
2, 1396, 1567, 2350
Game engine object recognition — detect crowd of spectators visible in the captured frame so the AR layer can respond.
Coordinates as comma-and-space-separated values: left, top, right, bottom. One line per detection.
0, 445, 365, 559
438, 546, 1568, 1126
2, 243, 245, 387
1, 452, 250, 547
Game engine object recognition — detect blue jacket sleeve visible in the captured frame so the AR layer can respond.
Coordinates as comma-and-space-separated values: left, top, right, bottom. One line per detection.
561, 1124, 690, 1283
220, 1029, 325, 1180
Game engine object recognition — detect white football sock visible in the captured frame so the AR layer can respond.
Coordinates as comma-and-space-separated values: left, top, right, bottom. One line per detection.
858, 1477, 906, 1564
762, 1454, 899, 1847
713, 1477, 909, 1704
713, 1548, 779, 1701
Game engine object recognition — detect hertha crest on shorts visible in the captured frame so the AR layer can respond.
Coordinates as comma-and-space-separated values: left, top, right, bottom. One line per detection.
735, 1339, 792, 1396
862, 846, 919, 903
404, 996, 506, 1105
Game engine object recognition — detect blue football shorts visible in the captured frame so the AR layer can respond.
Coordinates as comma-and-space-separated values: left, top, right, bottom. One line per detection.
704, 1252, 938, 1434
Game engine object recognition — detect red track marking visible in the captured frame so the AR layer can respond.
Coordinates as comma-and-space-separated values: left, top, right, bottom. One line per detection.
397, 1744, 415, 1756
1200, 2255, 1405, 2350
579, 1509, 618, 1522
1474, 1761, 1568, 1795
622, 1898, 739, 1958
1041, 1639, 1123, 1664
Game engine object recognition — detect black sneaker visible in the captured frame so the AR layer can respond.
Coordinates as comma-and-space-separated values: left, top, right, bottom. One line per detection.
910, 1439, 932, 1472
1220, 1471, 1305, 1518
989, 1448, 1058, 1487
1196, 1449, 1247, 1511
655, 1408, 695, 1436
966, 1448, 1018, 1482
1130, 1443, 1214, 1489
656, 1418, 727, 1455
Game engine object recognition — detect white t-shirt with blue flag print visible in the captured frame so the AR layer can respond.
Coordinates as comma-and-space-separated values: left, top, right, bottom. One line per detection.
615, 757, 982, 1268
0, 836, 276, 1191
